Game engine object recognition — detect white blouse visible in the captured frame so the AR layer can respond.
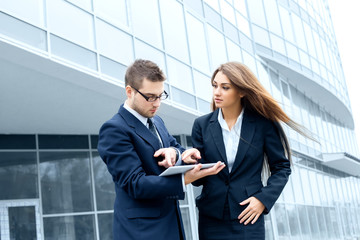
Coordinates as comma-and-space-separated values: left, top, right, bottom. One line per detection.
217, 108, 244, 172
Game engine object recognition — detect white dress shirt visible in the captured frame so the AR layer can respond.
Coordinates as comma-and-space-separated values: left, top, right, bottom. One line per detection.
218, 108, 244, 172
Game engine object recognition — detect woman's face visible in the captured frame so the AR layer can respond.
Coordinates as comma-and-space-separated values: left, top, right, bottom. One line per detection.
212, 71, 243, 109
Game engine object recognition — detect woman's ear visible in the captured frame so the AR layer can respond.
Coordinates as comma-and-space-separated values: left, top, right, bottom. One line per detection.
238, 91, 245, 99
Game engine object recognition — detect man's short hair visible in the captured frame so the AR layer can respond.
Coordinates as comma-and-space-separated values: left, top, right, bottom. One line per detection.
125, 59, 166, 89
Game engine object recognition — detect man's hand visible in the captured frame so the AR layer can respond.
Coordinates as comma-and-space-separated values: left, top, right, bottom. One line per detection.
181, 148, 201, 164
184, 161, 225, 185
238, 197, 265, 225
154, 148, 177, 168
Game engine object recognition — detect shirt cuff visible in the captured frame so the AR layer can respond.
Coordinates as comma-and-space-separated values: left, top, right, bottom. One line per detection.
181, 174, 186, 192
170, 147, 185, 191
170, 147, 182, 166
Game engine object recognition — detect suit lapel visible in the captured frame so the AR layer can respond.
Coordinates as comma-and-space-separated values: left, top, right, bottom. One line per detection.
230, 109, 256, 174
119, 105, 162, 151
152, 117, 168, 148
209, 109, 228, 165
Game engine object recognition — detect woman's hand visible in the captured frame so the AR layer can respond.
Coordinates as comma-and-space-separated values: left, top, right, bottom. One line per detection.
181, 148, 201, 164
184, 161, 225, 185
238, 197, 265, 225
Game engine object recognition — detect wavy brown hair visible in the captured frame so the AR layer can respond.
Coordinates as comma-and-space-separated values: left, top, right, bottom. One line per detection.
211, 62, 316, 165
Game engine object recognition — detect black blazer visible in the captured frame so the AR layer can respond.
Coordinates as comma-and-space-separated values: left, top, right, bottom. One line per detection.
192, 108, 291, 220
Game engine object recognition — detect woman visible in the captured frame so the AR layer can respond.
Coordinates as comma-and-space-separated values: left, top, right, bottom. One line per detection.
183, 62, 310, 239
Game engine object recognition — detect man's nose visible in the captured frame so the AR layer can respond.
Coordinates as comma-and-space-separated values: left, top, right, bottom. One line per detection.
152, 98, 161, 107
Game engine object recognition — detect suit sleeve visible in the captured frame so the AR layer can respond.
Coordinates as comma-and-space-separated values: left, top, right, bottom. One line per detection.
190, 118, 207, 187
253, 121, 291, 213
97, 120, 185, 200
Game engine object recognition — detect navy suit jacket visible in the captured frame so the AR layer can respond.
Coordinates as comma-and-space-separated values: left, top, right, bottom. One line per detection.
97, 105, 186, 240
192, 108, 291, 220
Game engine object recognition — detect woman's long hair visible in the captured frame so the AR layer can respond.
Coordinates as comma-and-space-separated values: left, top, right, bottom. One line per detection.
211, 62, 315, 181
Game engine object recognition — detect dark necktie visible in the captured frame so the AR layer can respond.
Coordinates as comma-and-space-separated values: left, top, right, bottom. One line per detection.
147, 118, 163, 147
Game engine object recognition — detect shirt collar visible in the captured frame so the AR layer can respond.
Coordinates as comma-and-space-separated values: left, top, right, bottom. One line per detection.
218, 108, 244, 132
124, 101, 148, 126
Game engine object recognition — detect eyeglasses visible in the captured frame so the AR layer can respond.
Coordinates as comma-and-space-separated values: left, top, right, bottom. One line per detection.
131, 86, 169, 102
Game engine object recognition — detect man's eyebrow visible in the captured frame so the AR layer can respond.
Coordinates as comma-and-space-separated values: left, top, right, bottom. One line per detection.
143, 91, 163, 96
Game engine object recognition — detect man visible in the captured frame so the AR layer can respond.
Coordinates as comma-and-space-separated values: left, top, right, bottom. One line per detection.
97, 59, 225, 240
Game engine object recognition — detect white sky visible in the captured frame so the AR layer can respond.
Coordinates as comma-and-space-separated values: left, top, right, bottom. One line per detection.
328, 0, 360, 155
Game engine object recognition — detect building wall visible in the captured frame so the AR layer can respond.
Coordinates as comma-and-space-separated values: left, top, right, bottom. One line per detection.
0, 0, 359, 239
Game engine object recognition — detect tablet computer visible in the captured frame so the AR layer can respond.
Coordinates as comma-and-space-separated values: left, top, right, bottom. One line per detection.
159, 163, 220, 177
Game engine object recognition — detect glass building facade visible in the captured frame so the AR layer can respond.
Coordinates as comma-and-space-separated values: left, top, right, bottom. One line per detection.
0, 0, 359, 239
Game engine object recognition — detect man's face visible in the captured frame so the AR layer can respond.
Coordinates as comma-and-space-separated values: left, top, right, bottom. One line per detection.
127, 78, 164, 118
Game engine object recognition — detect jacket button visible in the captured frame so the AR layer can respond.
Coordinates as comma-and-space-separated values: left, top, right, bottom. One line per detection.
225, 180, 229, 186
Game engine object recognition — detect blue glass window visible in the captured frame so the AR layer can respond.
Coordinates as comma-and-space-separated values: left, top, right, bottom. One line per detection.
186, 13, 210, 73
134, 40, 166, 71
193, 70, 212, 101
0, 12, 47, 51
0, 134, 35, 149
94, 0, 127, 27
167, 57, 194, 94
130, 0, 163, 49
38, 135, 89, 149
0, 0, 45, 28
50, 34, 97, 70
0, 152, 38, 199
159, 0, 189, 63
40, 151, 93, 214
47, 0, 95, 50
247, 0, 266, 28
207, 25, 227, 69
96, 19, 133, 65
264, 0, 282, 36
